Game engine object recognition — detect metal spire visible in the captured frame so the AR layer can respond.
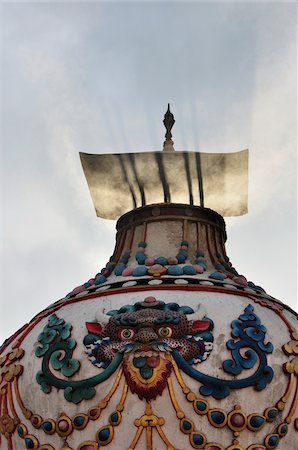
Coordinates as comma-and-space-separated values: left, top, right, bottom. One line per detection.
163, 104, 175, 151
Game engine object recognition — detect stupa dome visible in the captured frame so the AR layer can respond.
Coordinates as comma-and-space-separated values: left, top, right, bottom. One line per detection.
1, 108, 297, 450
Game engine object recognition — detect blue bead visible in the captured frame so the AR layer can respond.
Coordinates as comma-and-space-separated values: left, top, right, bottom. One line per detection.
154, 256, 168, 266
114, 265, 125, 276
176, 252, 186, 263
209, 271, 225, 281
132, 266, 148, 277
120, 252, 130, 263
181, 240, 189, 247
135, 252, 147, 264
83, 282, 91, 288
138, 241, 147, 248
95, 275, 107, 285
167, 266, 183, 276
183, 265, 196, 275
254, 285, 266, 293
197, 261, 207, 270
120, 258, 128, 264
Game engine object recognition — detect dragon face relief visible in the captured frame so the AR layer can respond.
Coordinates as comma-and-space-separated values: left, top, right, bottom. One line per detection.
84, 297, 214, 401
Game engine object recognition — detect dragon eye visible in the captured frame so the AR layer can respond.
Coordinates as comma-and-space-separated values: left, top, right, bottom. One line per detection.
119, 328, 135, 340
158, 327, 172, 337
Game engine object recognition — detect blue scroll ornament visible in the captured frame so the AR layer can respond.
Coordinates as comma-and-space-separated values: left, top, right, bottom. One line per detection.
173, 304, 274, 399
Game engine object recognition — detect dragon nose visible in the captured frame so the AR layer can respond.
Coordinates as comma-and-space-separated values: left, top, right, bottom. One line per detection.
135, 327, 158, 343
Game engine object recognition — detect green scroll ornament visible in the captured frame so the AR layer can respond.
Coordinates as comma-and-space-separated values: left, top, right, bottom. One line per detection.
35, 314, 123, 403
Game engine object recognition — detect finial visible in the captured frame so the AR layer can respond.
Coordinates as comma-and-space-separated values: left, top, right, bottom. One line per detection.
163, 103, 175, 151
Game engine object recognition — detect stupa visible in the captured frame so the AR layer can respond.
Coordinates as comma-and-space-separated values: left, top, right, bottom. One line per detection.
0, 106, 297, 450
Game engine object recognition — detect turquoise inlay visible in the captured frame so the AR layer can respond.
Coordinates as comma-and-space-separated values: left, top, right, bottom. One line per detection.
73, 416, 85, 427
41, 421, 54, 432
196, 401, 207, 412
249, 415, 265, 429
133, 357, 147, 368
191, 433, 204, 446
98, 426, 111, 442
110, 412, 120, 424
278, 423, 288, 436
140, 366, 153, 379
17, 425, 25, 437
210, 411, 225, 424
267, 408, 278, 420
181, 419, 192, 431
267, 434, 279, 447
24, 438, 35, 449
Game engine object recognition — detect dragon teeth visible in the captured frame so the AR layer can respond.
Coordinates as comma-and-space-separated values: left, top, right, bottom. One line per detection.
133, 350, 157, 357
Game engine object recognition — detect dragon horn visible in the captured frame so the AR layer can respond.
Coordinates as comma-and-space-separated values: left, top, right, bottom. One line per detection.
95, 307, 109, 324
187, 304, 207, 321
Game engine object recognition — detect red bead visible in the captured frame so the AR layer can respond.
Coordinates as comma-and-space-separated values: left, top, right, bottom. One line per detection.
58, 420, 69, 432
230, 413, 245, 427
147, 356, 160, 368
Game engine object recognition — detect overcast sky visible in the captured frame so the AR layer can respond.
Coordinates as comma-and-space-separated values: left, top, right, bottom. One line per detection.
1, 1, 297, 344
